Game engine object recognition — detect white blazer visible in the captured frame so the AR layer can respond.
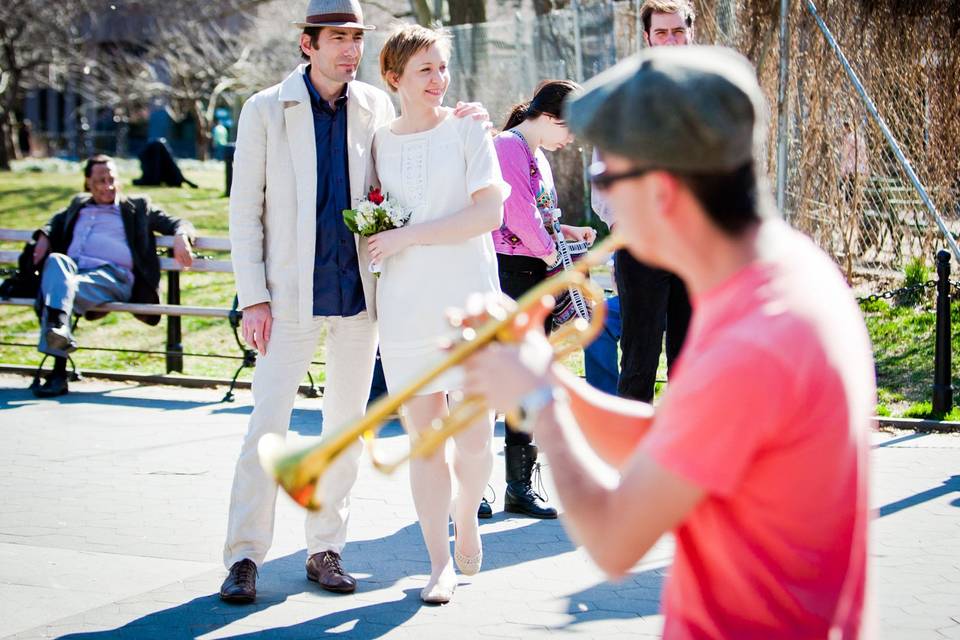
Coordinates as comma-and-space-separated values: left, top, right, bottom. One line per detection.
229, 65, 396, 324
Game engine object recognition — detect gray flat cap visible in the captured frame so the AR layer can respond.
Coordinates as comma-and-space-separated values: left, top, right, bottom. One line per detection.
292, 0, 375, 30
566, 46, 767, 173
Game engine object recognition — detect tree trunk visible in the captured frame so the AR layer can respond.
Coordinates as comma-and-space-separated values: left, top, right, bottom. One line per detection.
0, 109, 15, 171
533, 0, 569, 16
409, 0, 433, 25
0, 123, 11, 171
193, 103, 210, 161
447, 0, 485, 25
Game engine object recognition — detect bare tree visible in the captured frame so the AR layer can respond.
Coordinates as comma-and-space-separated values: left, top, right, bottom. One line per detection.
448, 0, 485, 25
0, 0, 91, 169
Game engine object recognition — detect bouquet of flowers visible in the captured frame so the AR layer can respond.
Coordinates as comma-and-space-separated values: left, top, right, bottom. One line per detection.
343, 187, 411, 275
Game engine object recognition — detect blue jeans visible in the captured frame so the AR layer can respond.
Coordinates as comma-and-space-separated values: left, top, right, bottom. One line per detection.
584, 295, 621, 395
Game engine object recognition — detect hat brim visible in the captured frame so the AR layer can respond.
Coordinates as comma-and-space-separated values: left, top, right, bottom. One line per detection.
292, 20, 376, 30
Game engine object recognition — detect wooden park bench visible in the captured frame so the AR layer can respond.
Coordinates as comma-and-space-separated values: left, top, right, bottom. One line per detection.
859, 175, 934, 260
0, 228, 278, 401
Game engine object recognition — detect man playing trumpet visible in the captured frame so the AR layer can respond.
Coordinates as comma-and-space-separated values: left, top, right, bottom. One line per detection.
462, 46, 875, 638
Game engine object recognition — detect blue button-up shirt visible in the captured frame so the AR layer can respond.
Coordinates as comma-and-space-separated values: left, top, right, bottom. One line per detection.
304, 68, 365, 317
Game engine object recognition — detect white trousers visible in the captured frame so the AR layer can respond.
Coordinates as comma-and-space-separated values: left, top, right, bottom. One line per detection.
223, 312, 378, 568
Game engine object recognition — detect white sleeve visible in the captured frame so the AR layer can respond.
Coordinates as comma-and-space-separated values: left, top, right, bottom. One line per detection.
229, 95, 271, 309
461, 118, 511, 201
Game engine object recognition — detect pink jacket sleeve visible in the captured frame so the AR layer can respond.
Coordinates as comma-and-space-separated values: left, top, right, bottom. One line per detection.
494, 136, 555, 257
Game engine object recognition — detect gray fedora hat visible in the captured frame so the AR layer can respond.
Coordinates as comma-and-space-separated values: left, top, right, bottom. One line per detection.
292, 0, 375, 30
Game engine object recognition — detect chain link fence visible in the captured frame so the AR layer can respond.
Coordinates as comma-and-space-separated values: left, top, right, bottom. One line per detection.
355, 0, 959, 289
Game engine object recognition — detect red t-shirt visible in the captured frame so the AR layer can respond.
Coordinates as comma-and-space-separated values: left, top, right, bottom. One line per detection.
641, 222, 875, 639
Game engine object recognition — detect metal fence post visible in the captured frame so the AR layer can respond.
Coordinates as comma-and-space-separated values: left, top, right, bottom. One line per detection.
166, 250, 183, 374
224, 143, 236, 198
775, 0, 790, 217
933, 249, 952, 414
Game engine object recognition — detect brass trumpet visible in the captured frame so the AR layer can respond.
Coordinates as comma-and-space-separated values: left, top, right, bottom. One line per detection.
258, 233, 624, 511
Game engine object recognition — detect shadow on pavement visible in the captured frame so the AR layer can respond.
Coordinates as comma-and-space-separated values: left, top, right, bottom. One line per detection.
0, 385, 221, 412
878, 474, 960, 517
553, 566, 664, 629
54, 516, 614, 639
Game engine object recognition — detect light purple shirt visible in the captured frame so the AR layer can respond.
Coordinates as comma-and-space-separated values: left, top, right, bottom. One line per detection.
67, 202, 134, 277
491, 132, 556, 258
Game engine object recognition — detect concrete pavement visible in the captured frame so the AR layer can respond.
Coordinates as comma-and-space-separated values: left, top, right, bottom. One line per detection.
0, 375, 958, 639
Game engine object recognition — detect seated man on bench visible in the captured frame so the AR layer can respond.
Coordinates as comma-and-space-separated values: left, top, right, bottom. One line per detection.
30, 154, 195, 397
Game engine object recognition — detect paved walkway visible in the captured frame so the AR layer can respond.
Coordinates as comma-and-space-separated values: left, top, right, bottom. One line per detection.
0, 375, 957, 639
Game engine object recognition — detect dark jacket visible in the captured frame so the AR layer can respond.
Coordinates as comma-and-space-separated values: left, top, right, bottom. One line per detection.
36, 194, 196, 326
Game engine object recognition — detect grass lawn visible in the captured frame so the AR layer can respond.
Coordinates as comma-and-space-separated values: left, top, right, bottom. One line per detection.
3, 160, 955, 419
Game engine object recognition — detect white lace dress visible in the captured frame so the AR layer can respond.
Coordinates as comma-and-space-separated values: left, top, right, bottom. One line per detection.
372, 113, 509, 395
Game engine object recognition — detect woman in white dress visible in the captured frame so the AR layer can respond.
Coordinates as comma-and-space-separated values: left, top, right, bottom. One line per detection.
369, 24, 509, 604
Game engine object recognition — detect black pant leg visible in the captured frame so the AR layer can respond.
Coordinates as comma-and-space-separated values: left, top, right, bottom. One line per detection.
615, 249, 671, 403
665, 272, 692, 374
497, 254, 547, 447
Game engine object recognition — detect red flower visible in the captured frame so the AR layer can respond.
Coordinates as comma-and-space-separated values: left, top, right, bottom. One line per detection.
367, 187, 385, 205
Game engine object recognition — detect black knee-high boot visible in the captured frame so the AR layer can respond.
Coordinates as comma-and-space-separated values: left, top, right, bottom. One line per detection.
504, 444, 557, 519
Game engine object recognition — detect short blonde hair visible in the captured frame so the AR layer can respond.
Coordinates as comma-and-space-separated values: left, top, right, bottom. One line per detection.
379, 24, 452, 92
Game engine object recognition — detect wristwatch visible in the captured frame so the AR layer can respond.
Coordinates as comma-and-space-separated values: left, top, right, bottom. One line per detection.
516, 384, 561, 434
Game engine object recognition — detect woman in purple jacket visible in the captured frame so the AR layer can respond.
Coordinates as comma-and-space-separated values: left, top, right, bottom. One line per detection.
483, 80, 596, 519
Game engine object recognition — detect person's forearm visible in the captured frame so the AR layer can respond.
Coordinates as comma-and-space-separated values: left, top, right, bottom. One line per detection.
552, 366, 653, 468
408, 191, 501, 246
533, 397, 656, 577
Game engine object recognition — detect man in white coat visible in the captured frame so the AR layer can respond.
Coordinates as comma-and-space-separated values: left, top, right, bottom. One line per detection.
222, 0, 486, 604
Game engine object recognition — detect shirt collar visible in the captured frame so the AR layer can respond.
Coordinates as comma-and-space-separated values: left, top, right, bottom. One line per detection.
303, 65, 349, 114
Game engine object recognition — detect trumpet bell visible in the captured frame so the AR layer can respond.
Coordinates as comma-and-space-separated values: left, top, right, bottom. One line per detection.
258, 433, 323, 510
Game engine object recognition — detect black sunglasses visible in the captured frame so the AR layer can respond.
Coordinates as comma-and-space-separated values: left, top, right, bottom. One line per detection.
589, 160, 652, 192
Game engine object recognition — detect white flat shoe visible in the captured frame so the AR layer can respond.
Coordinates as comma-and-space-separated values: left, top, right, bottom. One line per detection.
420, 580, 455, 604
453, 522, 483, 576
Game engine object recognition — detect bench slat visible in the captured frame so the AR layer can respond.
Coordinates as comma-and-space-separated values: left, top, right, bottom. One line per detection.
0, 297, 232, 318
158, 257, 233, 273
156, 236, 232, 251
1, 250, 232, 274
1, 229, 231, 252
0, 230, 32, 242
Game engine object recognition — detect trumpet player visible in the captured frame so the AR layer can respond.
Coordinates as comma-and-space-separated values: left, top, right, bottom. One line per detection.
463, 46, 875, 639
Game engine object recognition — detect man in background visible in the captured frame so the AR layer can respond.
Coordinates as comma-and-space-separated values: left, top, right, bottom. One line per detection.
592, 0, 695, 403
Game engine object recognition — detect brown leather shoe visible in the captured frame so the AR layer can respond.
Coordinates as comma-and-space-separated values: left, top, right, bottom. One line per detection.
220, 559, 257, 604
306, 551, 357, 594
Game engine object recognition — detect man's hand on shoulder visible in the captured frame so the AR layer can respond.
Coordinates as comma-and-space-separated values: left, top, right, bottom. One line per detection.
242, 302, 272, 355
173, 233, 194, 269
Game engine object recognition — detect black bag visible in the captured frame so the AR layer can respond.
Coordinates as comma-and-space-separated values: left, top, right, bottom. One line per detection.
132, 139, 198, 188
0, 239, 43, 299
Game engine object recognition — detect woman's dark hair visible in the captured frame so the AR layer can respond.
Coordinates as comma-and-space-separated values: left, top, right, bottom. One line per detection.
503, 79, 581, 131
674, 162, 762, 236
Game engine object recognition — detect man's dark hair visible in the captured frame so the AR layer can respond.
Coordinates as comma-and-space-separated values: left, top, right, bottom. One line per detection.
674, 162, 761, 236
300, 27, 323, 61
83, 154, 114, 190
640, 0, 696, 34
